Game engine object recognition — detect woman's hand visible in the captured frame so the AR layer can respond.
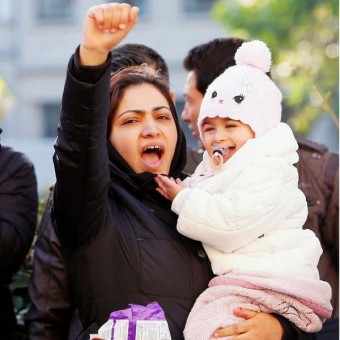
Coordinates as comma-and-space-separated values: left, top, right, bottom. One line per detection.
80, 3, 139, 66
213, 308, 284, 340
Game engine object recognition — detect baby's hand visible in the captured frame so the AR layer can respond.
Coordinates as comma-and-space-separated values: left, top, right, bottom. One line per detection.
155, 175, 187, 201
80, 3, 139, 66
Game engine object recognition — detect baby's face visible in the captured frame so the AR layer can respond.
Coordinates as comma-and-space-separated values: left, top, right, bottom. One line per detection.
201, 117, 255, 163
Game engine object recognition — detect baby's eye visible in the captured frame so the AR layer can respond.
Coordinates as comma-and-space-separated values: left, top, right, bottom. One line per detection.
203, 126, 214, 132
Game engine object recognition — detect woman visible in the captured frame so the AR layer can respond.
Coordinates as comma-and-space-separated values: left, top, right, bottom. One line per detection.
52, 3, 314, 339
26, 42, 174, 340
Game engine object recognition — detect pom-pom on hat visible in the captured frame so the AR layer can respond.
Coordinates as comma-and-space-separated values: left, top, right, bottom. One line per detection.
198, 40, 282, 139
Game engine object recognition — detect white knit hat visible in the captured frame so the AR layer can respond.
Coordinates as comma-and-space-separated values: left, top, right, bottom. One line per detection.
198, 40, 282, 138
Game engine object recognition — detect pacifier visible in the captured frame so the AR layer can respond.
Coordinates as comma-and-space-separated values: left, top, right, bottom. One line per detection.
210, 146, 229, 171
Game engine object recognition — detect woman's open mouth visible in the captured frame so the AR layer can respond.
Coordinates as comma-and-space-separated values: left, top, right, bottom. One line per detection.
141, 144, 164, 170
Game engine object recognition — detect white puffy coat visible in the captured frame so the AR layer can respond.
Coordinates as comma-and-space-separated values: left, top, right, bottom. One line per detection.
172, 123, 322, 279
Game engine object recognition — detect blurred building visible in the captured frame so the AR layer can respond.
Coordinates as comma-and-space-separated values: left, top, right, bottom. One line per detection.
0, 0, 225, 195
1, 0, 338, 195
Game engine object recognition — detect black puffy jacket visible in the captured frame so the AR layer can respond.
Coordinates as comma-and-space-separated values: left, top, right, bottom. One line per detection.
52, 52, 213, 340
0, 143, 38, 336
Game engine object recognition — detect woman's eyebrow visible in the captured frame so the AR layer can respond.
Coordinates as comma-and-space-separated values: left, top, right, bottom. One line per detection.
153, 105, 171, 112
117, 109, 145, 119
117, 106, 171, 119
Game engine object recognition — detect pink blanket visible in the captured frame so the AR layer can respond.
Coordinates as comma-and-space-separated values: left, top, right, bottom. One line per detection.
184, 270, 332, 340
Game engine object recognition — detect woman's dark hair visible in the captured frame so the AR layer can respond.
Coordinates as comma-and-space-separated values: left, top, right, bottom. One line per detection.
107, 65, 176, 138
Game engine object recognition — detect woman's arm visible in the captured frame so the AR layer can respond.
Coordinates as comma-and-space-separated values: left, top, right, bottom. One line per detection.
52, 4, 139, 248
52, 48, 112, 248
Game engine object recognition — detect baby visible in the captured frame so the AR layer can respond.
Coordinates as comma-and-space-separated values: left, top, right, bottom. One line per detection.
155, 40, 332, 339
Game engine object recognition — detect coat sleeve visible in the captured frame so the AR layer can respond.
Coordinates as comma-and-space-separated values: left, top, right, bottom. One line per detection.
52, 51, 111, 249
172, 159, 307, 253
0, 146, 38, 274
26, 186, 81, 340
277, 314, 316, 340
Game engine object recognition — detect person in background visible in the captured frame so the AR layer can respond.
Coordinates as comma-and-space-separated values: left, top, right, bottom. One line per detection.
25, 43, 173, 340
182, 37, 339, 340
0, 127, 38, 339
50, 3, 313, 339
25, 186, 81, 340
